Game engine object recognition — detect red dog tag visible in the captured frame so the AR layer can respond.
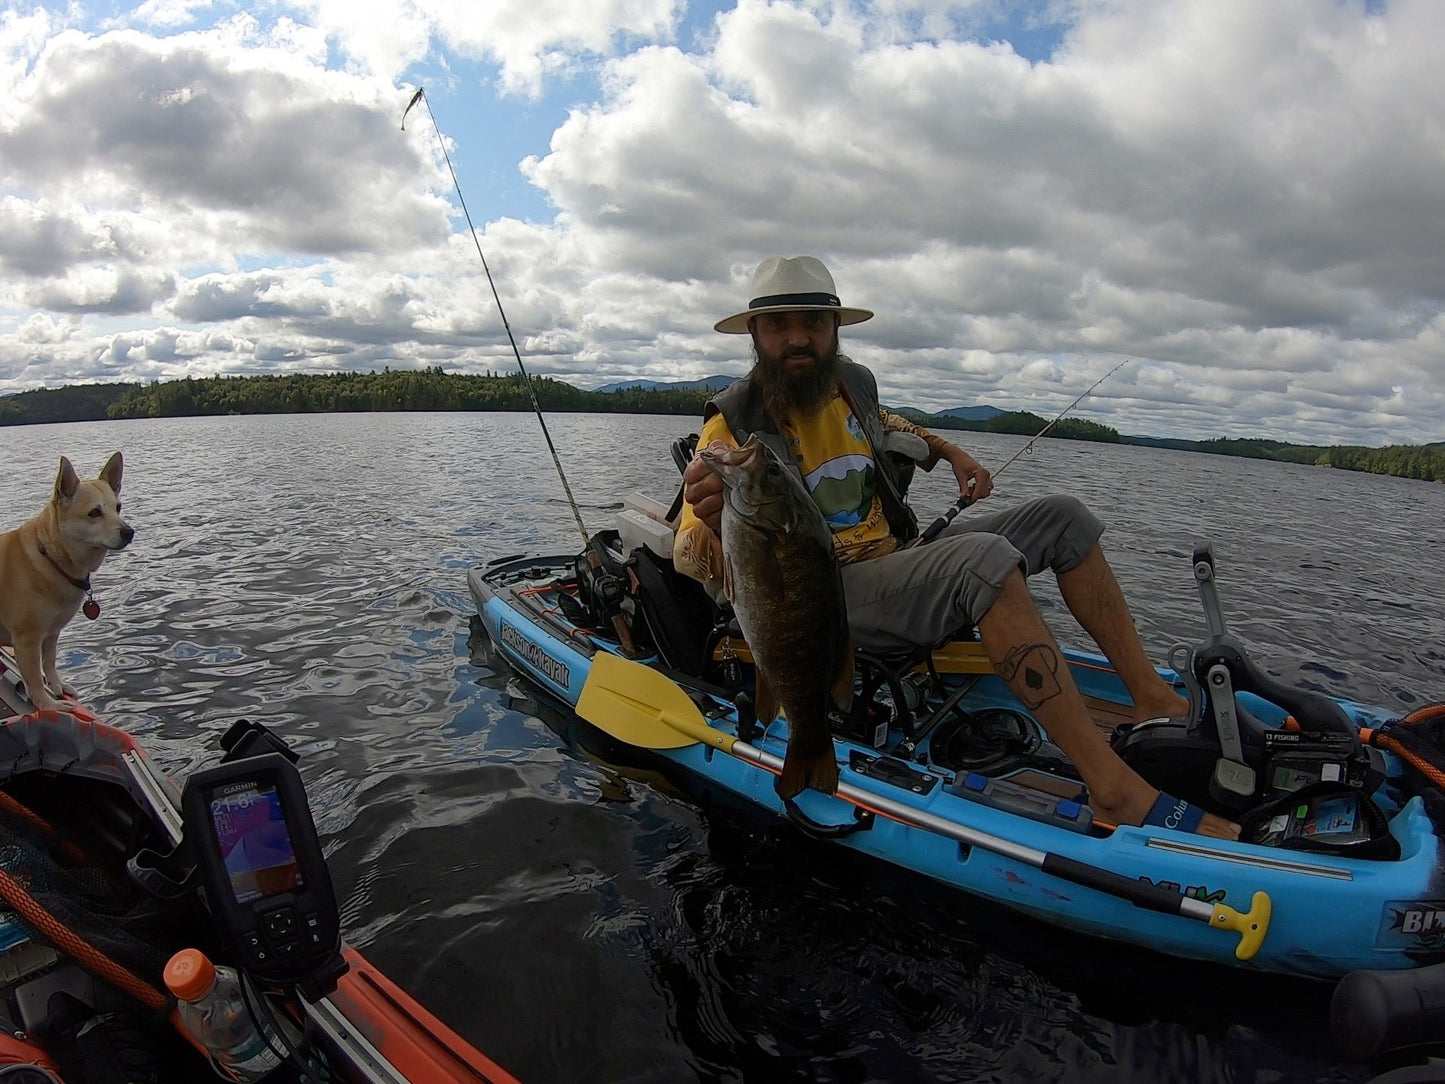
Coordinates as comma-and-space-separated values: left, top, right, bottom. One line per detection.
83, 599, 101, 620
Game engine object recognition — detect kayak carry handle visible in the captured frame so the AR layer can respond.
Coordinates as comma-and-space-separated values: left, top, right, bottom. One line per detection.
1209, 891, 1272, 961
1041, 853, 1272, 961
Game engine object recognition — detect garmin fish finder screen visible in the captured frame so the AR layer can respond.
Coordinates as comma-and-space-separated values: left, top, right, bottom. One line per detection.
209, 783, 304, 904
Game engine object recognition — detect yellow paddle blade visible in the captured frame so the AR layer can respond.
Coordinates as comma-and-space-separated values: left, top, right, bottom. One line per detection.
578, 652, 738, 753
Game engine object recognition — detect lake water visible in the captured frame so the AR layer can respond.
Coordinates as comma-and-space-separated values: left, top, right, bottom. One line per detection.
2, 411, 1443, 1083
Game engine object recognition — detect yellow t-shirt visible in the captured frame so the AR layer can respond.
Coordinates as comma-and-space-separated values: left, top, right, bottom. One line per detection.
675, 392, 935, 585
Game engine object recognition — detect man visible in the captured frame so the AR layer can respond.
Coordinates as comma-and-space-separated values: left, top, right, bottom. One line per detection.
676, 255, 1238, 839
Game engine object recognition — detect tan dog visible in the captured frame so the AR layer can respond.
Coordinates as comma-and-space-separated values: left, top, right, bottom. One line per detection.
0, 453, 134, 712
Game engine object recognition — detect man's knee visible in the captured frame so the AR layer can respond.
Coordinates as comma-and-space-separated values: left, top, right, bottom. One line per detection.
1035, 493, 1099, 530
1029, 494, 1103, 573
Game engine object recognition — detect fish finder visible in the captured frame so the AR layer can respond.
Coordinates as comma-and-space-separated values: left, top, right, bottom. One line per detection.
182, 752, 343, 994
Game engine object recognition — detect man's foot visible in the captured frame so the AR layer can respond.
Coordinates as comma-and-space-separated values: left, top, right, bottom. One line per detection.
1130, 690, 1192, 725
1093, 779, 1241, 840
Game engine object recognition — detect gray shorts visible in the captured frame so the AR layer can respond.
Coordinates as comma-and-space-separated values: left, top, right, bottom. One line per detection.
840, 495, 1104, 652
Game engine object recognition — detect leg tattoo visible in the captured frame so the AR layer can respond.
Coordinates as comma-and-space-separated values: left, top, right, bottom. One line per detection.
997, 642, 1063, 711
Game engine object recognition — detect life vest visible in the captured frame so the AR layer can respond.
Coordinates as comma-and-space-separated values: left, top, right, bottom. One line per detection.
704, 357, 920, 543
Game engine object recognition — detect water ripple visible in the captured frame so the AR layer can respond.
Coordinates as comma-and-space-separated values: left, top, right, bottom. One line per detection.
4, 413, 1435, 1082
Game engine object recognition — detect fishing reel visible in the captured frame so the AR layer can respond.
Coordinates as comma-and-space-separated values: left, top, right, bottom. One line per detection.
1114, 544, 1386, 814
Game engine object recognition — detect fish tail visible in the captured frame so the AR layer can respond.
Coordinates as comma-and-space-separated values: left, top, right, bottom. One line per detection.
775, 738, 840, 799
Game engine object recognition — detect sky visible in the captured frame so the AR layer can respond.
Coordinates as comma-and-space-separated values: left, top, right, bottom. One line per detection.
1, 0, 1441, 447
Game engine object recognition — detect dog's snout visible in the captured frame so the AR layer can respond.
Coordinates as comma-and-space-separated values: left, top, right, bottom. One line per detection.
118, 524, 135, 547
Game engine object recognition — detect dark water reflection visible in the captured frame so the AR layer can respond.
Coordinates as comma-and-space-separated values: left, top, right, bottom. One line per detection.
3, 412, 1441, 1083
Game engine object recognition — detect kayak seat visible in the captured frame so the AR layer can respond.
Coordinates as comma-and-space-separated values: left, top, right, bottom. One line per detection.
852, 627, 983, 750
666, 434, 698, 521
627, 542, 742, 685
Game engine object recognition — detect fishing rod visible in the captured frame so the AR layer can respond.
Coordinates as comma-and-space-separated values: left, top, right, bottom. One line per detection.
915, 357, 1135, 545
403, 88, 638, 654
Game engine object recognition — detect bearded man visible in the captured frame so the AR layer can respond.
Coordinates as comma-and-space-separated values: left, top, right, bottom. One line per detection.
675, 255, 1238, 839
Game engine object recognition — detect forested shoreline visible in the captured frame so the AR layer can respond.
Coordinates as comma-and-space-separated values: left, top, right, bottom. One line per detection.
2, 368, 1440, 482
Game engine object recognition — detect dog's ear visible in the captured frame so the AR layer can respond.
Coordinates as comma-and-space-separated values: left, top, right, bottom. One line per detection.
54, 456, 80, 502
100, 451, 124, 495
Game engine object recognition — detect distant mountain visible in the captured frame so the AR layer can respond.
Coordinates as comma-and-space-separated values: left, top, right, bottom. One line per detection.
935, 405, 1005, 421
595, 375, 739, 393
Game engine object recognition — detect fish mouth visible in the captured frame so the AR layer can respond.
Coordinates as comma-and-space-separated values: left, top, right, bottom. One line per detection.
698, 436, 762, 468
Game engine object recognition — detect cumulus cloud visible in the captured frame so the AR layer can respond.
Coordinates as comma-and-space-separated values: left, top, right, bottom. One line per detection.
0, 0, 1442, 446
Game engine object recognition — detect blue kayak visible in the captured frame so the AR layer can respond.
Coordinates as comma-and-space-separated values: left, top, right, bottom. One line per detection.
467, 525, 1445, 1062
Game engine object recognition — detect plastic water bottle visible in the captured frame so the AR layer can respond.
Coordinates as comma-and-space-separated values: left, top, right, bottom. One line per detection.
164, 948, 285, 1082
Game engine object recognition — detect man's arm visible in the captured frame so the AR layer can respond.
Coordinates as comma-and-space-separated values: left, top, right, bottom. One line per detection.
880, 410, 993, 501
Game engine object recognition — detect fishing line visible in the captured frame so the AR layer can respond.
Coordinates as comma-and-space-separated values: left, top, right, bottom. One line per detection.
989, 357, 1136, 479
402, 87, 591, 550
404, 88, 638, 654
914, 356, 1136, 545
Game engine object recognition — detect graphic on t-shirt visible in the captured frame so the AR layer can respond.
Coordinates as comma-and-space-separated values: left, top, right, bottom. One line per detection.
781, 394, 890, 549
805, 454, 876, 528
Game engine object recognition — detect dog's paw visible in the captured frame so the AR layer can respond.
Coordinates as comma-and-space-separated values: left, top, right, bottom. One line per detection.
27, 692, 64, 714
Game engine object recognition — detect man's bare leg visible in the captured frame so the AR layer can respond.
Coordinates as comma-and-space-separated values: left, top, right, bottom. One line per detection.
980, 569, 1238, 839
1057, 545, 1191, 723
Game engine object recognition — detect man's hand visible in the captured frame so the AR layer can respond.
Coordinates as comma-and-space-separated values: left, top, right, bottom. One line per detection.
683, 453, 725, 535
944, 446, 993, 502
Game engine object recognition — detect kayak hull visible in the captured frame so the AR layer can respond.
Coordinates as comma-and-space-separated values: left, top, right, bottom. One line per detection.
469, 554, 1445, 982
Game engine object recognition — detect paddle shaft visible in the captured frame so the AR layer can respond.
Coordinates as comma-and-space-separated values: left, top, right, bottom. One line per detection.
576, 652, 1270, 959
726, 733, 1220, 924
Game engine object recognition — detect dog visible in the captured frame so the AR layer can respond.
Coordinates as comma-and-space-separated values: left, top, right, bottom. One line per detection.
0, 453, 134, 712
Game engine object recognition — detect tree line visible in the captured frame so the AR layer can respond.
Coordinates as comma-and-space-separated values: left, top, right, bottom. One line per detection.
2, 368, 1440, 482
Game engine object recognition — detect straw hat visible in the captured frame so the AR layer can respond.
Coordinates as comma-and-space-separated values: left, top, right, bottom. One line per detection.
714, 256, 874, 334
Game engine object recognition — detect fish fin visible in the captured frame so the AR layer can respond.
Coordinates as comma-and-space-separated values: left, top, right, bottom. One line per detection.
721, 552, 736, 603
753, 671, 779, 724
775, 733, 840, 799
830, 629, 855, 713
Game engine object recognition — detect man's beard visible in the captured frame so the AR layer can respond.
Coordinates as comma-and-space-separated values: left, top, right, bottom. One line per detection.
753, 330, 841, 422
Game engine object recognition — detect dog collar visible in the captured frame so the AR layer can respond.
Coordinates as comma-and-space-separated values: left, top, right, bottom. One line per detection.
37, 542, 101, 620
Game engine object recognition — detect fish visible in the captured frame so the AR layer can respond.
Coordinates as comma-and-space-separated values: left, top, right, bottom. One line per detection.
699, 435, 853, 798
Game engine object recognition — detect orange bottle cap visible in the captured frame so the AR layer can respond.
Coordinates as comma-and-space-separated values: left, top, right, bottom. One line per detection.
164, 948, 217, 1001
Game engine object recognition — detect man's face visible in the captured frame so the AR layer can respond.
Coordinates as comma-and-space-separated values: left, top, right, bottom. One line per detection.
749, 309, 841, 418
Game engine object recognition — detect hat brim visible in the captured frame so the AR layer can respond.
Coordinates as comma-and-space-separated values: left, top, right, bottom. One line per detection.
714, 305, 873, 335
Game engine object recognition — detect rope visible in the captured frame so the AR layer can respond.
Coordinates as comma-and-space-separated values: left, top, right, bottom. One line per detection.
1359, 701, 1445, 792
0, 868, 169, 1012
0, 792, 90, 864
